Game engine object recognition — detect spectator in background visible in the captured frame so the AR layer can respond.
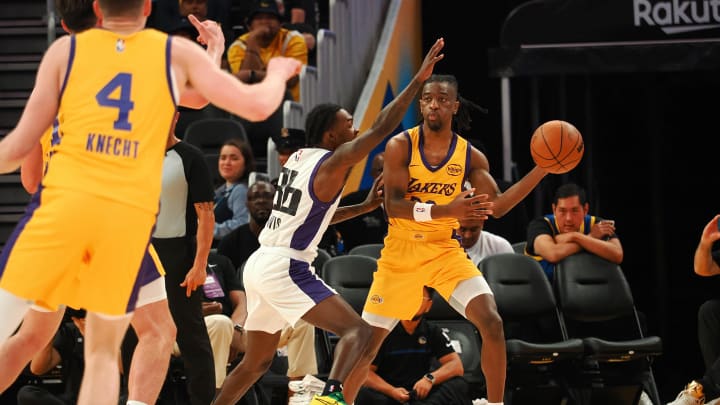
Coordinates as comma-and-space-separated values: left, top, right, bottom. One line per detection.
458, 216, 513, 266
668, 215, 720, 405
355, 287, 471, 405
275, 127, 307, 168
465, 138, 529, 245
335, 152, 388, 253
150, 0, 232, 44
268, 127, 306, 183
482, 177, 530, 245
217, 180, 276, 271
281, 0, 318, 65
214, 138, 256, 243
226, 0, 307, 159
228, 0, 307, 101
524, 182, 622, 281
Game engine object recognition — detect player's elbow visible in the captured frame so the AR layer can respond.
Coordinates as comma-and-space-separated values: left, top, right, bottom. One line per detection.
20, 173, 40, 194
22, 181, 38, 194
242, 102, 277, 122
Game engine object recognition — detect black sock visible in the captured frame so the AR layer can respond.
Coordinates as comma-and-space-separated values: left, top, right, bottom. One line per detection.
322, 379, 343, 396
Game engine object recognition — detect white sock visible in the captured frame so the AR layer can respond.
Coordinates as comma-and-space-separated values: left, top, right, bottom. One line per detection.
127, 401, 148, 405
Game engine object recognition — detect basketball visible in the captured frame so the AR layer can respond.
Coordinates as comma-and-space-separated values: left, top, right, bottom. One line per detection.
530, 120, 584, 174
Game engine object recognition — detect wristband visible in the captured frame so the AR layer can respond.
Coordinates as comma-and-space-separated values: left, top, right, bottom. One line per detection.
234, 324, 244, 334
413, 202, 433, 222
424, 373, 435, 384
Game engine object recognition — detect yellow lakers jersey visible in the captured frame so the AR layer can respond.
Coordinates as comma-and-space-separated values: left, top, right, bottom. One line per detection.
389, 126, 469, 233
43, 28, 176, 214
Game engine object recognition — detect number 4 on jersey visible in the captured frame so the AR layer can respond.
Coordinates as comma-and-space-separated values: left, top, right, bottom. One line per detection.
96, 73, 135, 131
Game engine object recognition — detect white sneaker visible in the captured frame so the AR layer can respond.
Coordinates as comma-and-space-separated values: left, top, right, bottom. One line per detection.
638, 391, 653, 405
301, 374, 326, 392
667, 381, 705, 405
472, 399, 489, 405
288, 374, 326, 405
288, 392, 313, 405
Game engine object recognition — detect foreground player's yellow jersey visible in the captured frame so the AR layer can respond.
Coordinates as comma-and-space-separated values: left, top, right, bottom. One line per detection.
43, 28, 176, 214
388, 125, 470, 233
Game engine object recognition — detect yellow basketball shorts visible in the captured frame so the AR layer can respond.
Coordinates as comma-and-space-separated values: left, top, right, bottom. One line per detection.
0, 188, 156, 315
364, 234, 481, 320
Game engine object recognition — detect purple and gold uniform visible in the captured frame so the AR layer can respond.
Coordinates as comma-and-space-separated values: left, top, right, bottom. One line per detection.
0, 28, 176, 315
364, 126, 489, 320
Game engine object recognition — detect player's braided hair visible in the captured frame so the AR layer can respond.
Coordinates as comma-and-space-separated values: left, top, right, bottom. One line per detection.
305, 103, 343, 147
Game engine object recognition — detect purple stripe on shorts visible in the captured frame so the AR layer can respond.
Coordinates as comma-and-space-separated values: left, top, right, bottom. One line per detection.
289, 258, 334, 304
136, 250, 161, 286
125, 236, 155, 313
0, 189, 42, 277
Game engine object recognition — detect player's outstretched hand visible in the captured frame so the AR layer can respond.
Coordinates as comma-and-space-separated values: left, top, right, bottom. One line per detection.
415, 37, 445, 83
363, 172, 384, 209
447, 188, 493, 220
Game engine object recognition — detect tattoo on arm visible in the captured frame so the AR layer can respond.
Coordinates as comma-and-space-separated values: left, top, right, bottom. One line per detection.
195, 202, 214, 212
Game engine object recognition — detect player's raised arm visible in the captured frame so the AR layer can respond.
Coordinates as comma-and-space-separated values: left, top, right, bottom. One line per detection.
327, 38, 445, 172
178, 14, 226, 109
171, 35, 300, 123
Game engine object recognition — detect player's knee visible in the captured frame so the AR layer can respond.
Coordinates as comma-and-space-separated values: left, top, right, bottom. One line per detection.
139, 318, 176, 352
350, 319, 373, 346
485, 311, 504, 340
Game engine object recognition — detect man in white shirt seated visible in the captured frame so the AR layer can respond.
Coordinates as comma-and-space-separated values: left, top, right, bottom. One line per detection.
458, 217, 514, 266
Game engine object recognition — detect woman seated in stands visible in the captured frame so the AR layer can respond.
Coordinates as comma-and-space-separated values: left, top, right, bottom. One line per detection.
214, 138, 255, 244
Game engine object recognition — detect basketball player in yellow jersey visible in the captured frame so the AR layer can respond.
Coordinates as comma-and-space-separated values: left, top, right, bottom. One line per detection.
0, 4, 226, 404
0, 0, 300, 403
343, 74, 555, 405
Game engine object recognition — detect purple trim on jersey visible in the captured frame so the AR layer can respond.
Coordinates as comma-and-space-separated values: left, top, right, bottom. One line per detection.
464, 140, 471, 184
419, 126, 458, 172
289, 258, 335, 304
307, 151, 340, 202
165, 36, 177, 107
58, 36, 76, 101
451, 228, 462, 246
403, 131, 412, 164
0, 188, 42, 277
290, 152, 339, 250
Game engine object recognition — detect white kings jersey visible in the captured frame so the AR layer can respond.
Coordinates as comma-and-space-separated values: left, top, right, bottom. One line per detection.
259, 148, 342, 262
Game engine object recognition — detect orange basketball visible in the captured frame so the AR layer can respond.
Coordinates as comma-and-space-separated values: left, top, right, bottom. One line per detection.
530, 120, 584, 174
